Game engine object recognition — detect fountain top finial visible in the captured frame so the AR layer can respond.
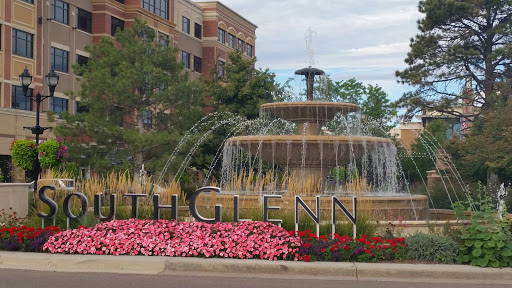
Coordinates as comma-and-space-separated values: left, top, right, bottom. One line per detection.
294, 66, 325, 101
294, 66, 325, 77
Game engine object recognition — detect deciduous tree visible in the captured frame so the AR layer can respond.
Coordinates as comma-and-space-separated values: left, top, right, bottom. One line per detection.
314, 76, 397, 135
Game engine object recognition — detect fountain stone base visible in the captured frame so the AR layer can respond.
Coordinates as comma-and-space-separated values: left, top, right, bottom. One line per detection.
195, 193, 430, 221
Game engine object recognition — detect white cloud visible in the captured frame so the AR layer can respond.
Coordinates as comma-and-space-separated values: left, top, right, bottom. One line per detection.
211, 0, 422, 97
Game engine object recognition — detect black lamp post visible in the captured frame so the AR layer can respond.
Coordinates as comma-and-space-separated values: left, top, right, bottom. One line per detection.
19, 67, 59, 195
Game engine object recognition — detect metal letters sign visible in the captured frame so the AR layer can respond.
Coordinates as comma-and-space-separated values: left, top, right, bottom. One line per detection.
38, 186, 357, 236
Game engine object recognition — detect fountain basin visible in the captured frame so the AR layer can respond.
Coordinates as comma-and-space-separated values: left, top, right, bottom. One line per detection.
196, 193, 430, 221
260, 102, 360, 124
226, 135, 393, 168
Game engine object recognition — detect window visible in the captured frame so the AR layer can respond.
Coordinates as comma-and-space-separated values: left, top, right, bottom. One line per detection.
142, 111, 152, 129
51, 47, 69, 73
51, 97, 68, 113
115, 0, 124, 3
11, 85, 33, 111
12, 29, 33, 58
228, 34, 235, 48
246, 44, 253, 57
217, 28, 226, 43
142, 0, 169, 20
51, 0, 69, 25
181, 51, 190, 69
20, 0, 34, 4
194, 23, 202, 39
237, 39, 245, 52
193, 56, 202, 73
76, 8, 92, 33
76, 54, 89, 66
111, 17, 124, 36
75, 54, 89, 76
218, 61, 225, 77
158, 32, 169, 47
182, 16, 190, 34
75, 101, 89, 113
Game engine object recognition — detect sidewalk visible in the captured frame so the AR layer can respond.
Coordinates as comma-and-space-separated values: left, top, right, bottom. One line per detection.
1, 251, 511, 283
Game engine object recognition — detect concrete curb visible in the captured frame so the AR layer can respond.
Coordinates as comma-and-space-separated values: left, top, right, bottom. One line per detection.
1, 251, 512, 282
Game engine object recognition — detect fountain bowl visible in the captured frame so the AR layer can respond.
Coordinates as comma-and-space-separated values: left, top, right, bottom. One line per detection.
225, 135, 393, 168
260, 102, 360, 124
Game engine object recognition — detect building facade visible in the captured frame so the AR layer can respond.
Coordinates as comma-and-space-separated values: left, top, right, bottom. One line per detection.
0, 0, 257, 182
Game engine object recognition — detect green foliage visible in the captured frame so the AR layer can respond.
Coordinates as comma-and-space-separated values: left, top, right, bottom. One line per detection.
314, 76, 397, 134
207, 49, 279, 120
422, 181, 467, 210
405, 233, 459, 263
63, 162, 78, 178
0, 169, 3, 183
11, 139, 67, 172
399, 120, 450, 183
314, 77, 366, 104
454, 185, 512, 267
10, 139, 37, 171
38, 139, 63, 169
445, 101, 512, 185
395, 0, 512, 120
56, 18, 205, 176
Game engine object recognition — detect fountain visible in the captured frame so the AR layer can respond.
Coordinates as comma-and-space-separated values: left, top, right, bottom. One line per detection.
215, 67, 430, 220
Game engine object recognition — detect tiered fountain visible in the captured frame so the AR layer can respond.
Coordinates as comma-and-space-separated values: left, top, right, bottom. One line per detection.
215, 67, 429, 220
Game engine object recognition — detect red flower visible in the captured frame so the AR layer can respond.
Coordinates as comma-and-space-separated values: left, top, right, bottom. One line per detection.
303, 243, 311, 248
371, 236, 382, 243
320, 248, 326, 253
303, 255, 311, 262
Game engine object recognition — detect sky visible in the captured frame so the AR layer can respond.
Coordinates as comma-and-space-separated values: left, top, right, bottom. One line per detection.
215, 0, 423, 102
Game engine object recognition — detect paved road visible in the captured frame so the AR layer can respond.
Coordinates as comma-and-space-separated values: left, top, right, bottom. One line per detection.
1, 269, 510, 288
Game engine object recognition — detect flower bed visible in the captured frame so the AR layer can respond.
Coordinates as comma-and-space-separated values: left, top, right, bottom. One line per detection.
295, 230, 405, 262
0, 226, 60, 252
43, 220, 302, 260
41, 219, 406, 262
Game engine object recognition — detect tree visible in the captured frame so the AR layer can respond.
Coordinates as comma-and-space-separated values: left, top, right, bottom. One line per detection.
314, 77, 367, 104
399, 120, 450, 183
445, 102, 512, 184
396, 0, 512, 120
207, 50, 279, 120
57, 18, 204, 177
313, 76, 397, 134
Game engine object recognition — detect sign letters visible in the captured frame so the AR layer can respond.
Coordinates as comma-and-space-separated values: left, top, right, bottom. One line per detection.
38, 186, 357, 237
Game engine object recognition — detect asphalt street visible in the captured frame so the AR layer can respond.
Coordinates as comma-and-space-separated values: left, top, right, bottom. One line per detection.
1, 268, 511, 288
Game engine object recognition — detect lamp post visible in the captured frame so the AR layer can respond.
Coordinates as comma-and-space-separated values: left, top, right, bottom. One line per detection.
19, 67, 59, 195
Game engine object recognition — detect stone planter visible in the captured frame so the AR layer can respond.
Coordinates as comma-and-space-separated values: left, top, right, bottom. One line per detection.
0, 183, 30, 218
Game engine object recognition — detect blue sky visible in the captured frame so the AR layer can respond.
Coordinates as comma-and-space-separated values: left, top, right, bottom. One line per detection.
214, 0, 422, 102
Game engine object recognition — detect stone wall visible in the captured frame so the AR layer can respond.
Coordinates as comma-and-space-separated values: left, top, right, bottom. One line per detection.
0, 183, 30, 218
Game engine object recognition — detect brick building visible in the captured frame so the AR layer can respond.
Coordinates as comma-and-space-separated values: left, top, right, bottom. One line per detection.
0, 0, 257, 181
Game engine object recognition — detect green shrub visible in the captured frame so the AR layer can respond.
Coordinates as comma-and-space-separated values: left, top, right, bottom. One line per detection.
404, 233, 459, 263
453, 184, 512, 267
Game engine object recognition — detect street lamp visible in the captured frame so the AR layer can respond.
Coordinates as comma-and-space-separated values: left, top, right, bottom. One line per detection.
19, 67, 59, 195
